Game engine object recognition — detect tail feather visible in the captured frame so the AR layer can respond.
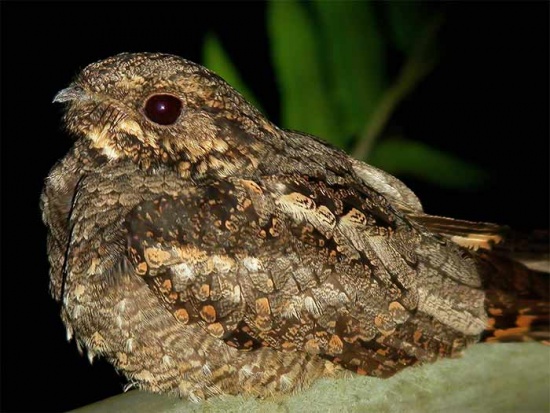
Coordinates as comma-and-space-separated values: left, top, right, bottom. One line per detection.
409, 214, 550, 272
408, 213, 549, 344
408, 213, 507, 250
477, 251, 549, 344
493, 229, 550, 273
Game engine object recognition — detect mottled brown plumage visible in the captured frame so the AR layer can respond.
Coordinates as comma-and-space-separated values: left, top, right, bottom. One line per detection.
42, 52, 548, 401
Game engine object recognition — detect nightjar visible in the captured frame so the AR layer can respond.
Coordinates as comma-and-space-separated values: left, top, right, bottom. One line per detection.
42, 52, 549, 401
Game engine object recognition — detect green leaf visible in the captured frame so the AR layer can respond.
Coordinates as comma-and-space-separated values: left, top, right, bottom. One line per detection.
386, 2, 430, 54
202, 33, 263, 111
267, 0, 340, 145
351, 14, 444, 161
312, 1, 386, 142
368, 138, 488, 189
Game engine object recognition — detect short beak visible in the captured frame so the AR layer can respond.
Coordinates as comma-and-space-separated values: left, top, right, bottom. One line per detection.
53, 85, 86, 103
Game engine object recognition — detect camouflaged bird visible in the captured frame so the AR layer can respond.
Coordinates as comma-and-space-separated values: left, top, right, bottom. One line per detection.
42, 52, 549, 401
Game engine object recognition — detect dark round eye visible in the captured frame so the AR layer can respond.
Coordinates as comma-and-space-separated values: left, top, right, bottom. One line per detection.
144, 94, 182, 125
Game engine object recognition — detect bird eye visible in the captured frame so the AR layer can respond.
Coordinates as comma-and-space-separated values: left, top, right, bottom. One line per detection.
144, 94, 183, 125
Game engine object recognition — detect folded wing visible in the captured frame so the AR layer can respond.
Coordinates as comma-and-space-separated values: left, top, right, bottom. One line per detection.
125, 174, 482, 377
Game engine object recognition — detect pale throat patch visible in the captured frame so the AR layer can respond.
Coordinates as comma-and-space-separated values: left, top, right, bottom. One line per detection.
88, 125, 121, 160
87, 118, 155, 160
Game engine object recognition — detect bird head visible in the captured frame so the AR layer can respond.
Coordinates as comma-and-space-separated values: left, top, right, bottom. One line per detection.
54, 52, 277, 175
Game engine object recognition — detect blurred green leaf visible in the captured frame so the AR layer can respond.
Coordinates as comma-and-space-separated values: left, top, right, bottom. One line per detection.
268, 0, 340, 145
352, 14, 443, 161
204, 5, 483, 189
386, 2, 430, 54
313, 1, 386, 143
369, 138, 487, 189
202, 33, 263, 111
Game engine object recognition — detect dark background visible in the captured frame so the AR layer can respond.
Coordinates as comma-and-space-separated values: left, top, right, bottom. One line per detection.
1, 2, 548, 412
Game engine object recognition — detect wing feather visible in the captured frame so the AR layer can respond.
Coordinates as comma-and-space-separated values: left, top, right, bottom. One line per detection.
124, 174, 477, 377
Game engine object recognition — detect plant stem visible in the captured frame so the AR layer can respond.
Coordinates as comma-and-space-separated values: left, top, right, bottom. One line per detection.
351, 14, 444, 161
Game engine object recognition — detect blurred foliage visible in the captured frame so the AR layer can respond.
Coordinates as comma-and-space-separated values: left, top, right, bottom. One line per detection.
369, 137, 487, 188
202, 0, 485, 189
203, 33, 264, 112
